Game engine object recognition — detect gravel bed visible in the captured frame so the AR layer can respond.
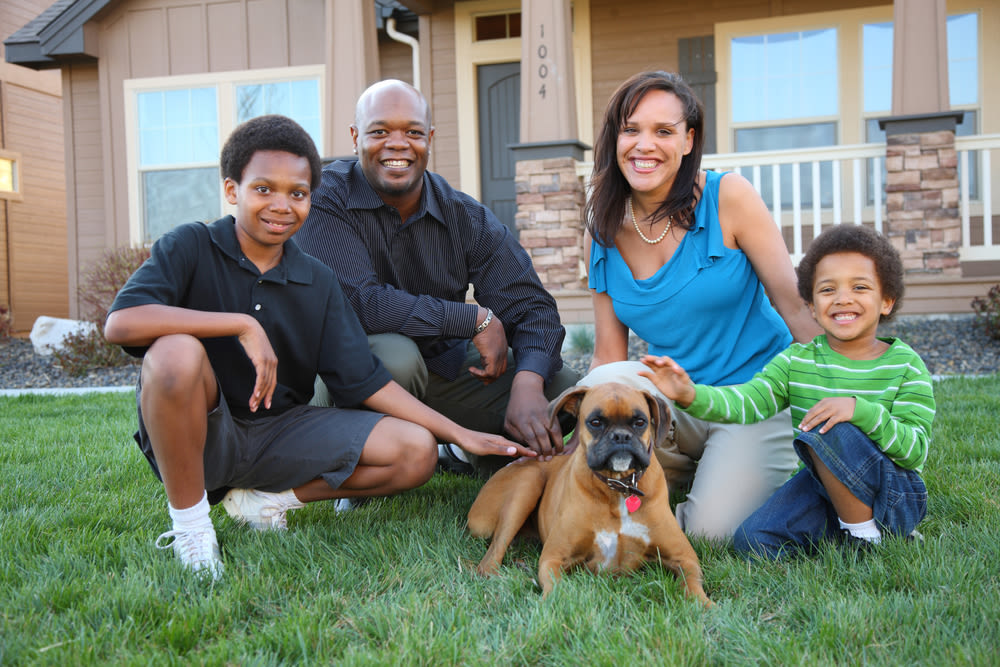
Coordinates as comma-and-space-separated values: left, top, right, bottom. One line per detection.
1, 314, 998, 391
560, 314, 1000, 379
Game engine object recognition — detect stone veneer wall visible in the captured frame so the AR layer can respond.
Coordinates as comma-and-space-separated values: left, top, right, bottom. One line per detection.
885, 130, 961, 276
514, 157, 588, 291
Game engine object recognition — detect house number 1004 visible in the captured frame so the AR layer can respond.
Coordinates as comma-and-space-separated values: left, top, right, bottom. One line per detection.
537, 24, 548, 99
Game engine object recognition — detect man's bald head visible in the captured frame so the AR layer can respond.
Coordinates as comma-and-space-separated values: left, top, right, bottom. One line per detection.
354, 79, 431, 129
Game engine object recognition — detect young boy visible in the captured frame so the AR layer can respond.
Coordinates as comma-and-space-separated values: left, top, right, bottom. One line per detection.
639, 224, 935, 559
105, 115, 531, 579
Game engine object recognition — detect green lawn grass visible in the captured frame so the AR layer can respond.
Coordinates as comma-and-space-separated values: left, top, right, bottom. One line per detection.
2, 376, 999, 666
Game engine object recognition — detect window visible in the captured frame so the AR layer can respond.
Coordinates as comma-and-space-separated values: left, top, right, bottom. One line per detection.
731, 28, 838, 207
475, 12, 521, 41
0, 150, 20, 201
127, 68, 323, 243
731, 28, 838, 123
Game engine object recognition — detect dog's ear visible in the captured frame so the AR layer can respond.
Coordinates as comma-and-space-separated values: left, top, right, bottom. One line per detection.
642, 391, 673, 445
547, 385, 589, 430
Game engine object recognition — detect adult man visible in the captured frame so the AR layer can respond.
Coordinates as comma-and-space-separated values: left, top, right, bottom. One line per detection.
297, 80, 578, 471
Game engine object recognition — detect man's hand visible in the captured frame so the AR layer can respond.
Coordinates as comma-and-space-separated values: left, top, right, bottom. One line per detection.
469, 307, 507, 384
799, 397, 856, 434
638, 355, 696, 408
503, 371, 563, 460
237, 318, 278, 412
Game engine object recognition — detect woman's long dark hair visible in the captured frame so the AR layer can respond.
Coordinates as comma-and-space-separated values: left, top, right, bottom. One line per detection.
585, 71, 705, 247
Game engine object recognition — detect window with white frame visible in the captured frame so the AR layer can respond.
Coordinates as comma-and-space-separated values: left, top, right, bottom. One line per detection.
730, 28, 838, 208
863, 12, 980, 202
127, 68, 323, 243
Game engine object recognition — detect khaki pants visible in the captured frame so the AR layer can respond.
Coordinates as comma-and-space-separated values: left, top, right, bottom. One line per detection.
313, 332, 580, 437
577, 361, 798, 540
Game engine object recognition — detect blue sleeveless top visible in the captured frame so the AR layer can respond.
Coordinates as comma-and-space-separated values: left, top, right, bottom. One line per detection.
589, 170, 791, 385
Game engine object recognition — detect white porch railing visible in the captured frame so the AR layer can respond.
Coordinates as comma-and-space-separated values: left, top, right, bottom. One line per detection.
576, 133, 1000, 265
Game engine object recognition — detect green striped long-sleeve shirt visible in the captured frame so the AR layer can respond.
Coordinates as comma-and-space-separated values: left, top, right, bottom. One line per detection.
681, 335, 935, 472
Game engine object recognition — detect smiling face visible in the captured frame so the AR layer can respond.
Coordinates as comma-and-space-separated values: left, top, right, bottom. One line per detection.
810, 251, 896, 359
225, 149, 312, 264
351, 82, 434, 219
616, 89, 694, 204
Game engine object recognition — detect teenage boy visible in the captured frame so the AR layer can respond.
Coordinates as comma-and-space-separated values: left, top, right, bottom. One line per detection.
105, 115, 531, 579
639, 224, 935, 558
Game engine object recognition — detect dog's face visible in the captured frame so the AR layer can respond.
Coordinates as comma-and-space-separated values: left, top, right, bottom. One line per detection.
549, 383, 670, 476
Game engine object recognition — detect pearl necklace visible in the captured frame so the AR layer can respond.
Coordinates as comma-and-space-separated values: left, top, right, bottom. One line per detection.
627, 196, 672, 245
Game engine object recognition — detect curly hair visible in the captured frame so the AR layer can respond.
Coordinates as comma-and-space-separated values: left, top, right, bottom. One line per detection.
797, 225, 905, 322
220, 114, 322, 190
585, 71, 705, 247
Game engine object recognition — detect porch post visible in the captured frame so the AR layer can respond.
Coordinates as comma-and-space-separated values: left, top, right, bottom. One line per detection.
325, 0, 380, 159
512, 0, 590, 305
881, 0, 962, 276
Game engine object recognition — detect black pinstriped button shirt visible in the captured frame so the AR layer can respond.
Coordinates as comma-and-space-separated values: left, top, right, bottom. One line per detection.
297, 160, 566, 382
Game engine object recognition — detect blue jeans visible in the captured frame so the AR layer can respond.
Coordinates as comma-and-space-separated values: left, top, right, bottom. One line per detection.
733, 422, 927, 559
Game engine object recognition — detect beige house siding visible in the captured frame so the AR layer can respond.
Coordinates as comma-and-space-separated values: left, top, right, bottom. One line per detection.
64, 63, 104, 319
4, 81, 67, 327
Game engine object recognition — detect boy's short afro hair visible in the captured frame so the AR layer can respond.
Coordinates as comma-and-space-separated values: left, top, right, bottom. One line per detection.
796, 224, 905, 322
220, 114, 322, 190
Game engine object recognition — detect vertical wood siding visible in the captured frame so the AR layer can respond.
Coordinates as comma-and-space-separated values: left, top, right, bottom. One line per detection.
4, 82, 67, 328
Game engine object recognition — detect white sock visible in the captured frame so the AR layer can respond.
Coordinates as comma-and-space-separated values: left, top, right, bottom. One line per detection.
277, 489, 305, 510
168, 490, 213, 532
839, 517, 882, 544
438, 442, 470, 463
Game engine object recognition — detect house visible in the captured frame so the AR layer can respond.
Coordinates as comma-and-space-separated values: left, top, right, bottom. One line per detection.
5, 0, 999, 333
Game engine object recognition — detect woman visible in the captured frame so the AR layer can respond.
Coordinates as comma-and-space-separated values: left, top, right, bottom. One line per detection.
581, 71, 821, 539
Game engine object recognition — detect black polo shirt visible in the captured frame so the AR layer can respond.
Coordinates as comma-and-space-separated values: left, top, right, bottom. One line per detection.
109, 216, 391, 420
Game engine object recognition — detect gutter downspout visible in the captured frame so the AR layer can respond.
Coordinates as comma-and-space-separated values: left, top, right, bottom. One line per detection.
385, 17, 420, 92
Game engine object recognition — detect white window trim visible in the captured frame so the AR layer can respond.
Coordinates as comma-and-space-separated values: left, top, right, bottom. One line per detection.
124, 65, 324, 243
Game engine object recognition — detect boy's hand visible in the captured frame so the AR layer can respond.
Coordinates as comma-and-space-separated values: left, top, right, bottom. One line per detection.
453, 428, 537, 460
799, 397, 856, 434
238, 318, 278, 412
638, 355, 696, 408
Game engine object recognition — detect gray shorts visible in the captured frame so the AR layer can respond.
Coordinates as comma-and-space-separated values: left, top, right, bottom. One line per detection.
133, 378, 385, 504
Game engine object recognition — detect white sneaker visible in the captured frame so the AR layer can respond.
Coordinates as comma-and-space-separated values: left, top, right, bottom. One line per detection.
222, 488, 300, 531
155, 528, 223, 580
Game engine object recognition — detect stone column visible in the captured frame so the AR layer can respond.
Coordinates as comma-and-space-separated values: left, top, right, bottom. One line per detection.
880, 0, 962, 277
514, 158, 586, 293
883, 114, 964, 275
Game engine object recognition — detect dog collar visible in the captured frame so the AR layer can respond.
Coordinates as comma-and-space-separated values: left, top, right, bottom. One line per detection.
593, 469, 645, 498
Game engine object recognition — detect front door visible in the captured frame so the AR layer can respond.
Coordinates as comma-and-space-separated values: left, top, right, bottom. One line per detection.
477, 62, 521, 236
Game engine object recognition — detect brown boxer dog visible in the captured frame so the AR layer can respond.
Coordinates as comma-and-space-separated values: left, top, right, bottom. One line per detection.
468, 382, 711, 606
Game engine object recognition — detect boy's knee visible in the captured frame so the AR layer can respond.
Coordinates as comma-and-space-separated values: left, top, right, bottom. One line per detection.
143, 335, 209, 390
400, 426, 437, 487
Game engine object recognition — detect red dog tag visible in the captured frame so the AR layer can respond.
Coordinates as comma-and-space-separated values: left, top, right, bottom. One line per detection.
626, 495, 641, 513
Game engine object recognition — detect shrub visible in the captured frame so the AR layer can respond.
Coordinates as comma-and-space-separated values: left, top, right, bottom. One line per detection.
52, 246, 150, 375
0, 303, 12, 340
971, 284, 1000, 340
567, 325, 595, 356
